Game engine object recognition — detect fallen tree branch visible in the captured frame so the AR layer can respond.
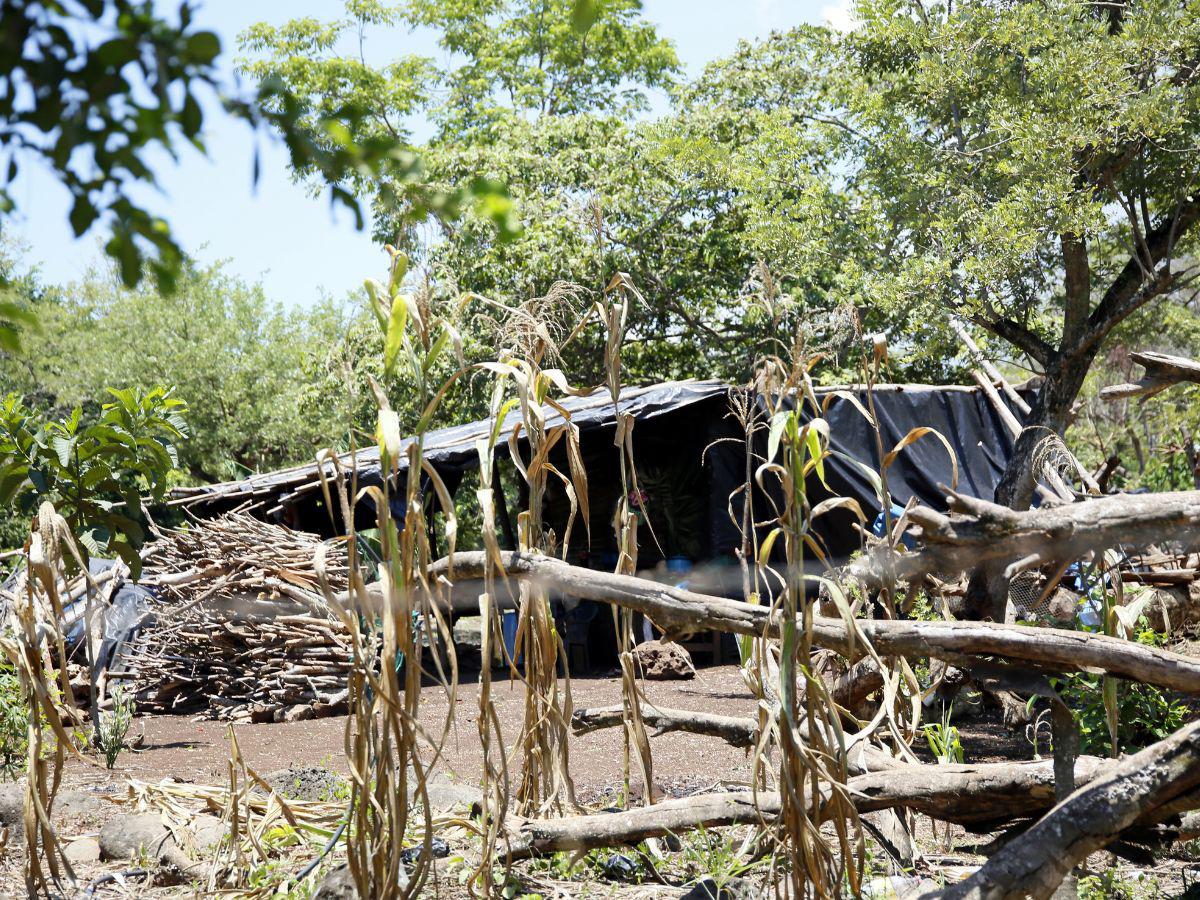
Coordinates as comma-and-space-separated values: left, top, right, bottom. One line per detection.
572, 703, 758, 749
921, 718, 1200, 899
505, 792, 777, 859
504, 753, 1199, 860
1100, 350, 1200, 400
829, 658, 884, 709
570, 702, 902, 776
426, 551, 1200, 694
897, 489, 1200, 582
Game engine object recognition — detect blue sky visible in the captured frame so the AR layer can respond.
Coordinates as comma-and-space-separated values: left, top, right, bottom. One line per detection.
9, 0, 841, 308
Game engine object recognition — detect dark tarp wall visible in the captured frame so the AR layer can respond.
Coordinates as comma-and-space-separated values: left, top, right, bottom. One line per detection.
705, 385, 1025, 565
174, 379, 1024, 569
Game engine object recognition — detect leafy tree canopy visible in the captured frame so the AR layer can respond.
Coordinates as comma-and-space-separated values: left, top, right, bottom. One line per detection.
719, 0, 1200, 506
240, 4, 906, 385
0, 387, 186, 574
0, 0, 516, 355
1, 256, 371, 484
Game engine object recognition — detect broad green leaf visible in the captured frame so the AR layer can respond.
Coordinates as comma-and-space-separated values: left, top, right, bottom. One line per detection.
384, 294, 409, 377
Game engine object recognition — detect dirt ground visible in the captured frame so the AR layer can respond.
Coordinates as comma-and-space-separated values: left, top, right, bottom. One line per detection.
110, 664, 761, 793
0, 662, 1195, 897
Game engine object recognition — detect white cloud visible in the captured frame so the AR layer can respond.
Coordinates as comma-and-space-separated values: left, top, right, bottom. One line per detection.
821, 0, 859, 32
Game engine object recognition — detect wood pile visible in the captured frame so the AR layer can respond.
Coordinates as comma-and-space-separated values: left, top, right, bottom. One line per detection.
127, 514, 353, 723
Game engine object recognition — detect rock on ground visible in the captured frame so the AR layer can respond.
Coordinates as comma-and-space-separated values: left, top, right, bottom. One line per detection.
0, 780, 107, 839
679, 876, 760, 899
408, 772, 483, 816
262, 766, 347, 802
98, 812, 191, 870
314, 863, 408, 899
631, 640, 696, 680
63, 836, 101, 865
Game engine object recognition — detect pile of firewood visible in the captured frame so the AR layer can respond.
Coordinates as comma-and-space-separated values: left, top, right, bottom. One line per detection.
127, 513, 354, 722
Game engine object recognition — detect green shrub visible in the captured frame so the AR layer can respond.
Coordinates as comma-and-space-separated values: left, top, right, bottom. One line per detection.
0, 664, 28, 779
1055, 624, 1188, 756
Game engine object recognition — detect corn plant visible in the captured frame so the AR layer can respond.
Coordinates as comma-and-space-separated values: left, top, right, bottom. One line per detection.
753, 336, 879, 897
98, 685, 135, 769
467, 370, 516, 896
593, 274, 655, 808
315, 247, 461, 899
7, 503, 91, 896
923, 707, 964, 765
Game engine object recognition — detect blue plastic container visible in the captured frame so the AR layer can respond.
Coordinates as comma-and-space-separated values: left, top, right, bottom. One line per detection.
501, 610, 521, 665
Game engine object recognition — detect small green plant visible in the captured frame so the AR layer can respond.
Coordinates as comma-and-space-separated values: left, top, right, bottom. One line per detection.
0, 662, 28, 779
923, 707, 964, 765
1077, 866, 1158, 899
1056, 621, 1189, 755
0, 388, 187, 576
677, 826, 766, 891
98, 685, 135, 769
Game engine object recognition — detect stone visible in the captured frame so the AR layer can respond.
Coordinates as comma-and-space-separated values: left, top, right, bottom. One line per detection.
181, 813, 225, 854
631, 640, 695, 680
0, 781, 107, 839
314, 862, 408, 899
98, 812, 191, 870
313, 864, 358, 900
1139, 584, 1200, 633
262, 766, 347, 802
452, 616, 484, 650
63, 835, 101, 864
679, 876, 759, 899
1046, 587, 1082, 624
409, 772, 483, 816
0, 782, 23, 837
862, 875, 935, 898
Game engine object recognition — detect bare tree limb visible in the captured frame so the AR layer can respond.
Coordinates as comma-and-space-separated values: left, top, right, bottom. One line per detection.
426, 550, 1200, 694
1100, 350, 1200, 400
895, 488, 1200, 582
503, 752, 1200, 861
922, 718, 1200, 899
570, 701, 901, 775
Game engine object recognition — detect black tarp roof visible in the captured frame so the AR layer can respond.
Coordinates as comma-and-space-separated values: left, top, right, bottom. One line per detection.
172, 379, 1026, 542
171, 379, 732, 514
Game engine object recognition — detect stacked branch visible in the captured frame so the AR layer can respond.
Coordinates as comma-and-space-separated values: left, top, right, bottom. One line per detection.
127, 514, 351, 721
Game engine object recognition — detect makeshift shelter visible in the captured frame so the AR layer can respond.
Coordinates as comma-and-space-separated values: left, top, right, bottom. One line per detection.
172, 378, 1027, 571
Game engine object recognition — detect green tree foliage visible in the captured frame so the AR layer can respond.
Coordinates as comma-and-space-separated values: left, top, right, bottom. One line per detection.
0, 387, 186, 573
0, 0, 515, 331
241, 3, 908, 384
728, 1, 1200, 503
2, 258, 365, 484
0, 0, 225, 291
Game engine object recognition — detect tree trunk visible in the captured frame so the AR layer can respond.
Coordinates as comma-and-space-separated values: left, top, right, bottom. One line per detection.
924, 718, 1200, 899
964, 353, 1092, 620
